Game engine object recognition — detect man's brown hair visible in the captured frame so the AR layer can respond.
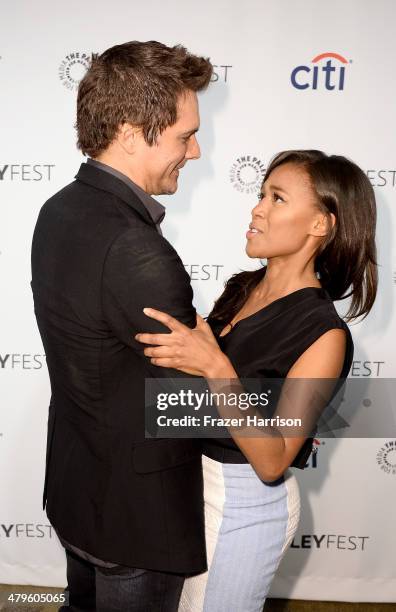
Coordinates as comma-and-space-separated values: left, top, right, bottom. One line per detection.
76, 41, 213, 157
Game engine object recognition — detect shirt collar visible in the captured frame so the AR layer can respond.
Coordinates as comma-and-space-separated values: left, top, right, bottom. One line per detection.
87, 158, 165, 226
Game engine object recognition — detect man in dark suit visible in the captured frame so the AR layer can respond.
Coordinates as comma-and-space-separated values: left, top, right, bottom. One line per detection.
31, 41, 212, 611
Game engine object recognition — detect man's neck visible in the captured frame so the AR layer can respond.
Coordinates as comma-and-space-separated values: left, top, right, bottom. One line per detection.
93, 154, 148, 193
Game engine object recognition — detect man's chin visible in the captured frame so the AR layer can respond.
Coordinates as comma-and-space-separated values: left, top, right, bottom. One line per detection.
157, 179, 178, 196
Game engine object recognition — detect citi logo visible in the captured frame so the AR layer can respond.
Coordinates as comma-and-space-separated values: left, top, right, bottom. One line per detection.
291, 52, 351, 91
305, 439, 321, 468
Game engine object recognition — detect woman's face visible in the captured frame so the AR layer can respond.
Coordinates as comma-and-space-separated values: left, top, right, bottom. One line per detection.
246, 162, 324, 260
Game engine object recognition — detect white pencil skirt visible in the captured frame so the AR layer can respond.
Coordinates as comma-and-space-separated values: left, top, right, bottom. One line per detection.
179, 454, 300, 612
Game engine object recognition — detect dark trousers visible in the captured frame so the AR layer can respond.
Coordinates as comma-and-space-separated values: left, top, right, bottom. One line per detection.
60, 550, 185, 612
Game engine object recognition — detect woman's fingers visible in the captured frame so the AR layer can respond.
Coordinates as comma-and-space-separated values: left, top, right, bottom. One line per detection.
150, 357, 175, 368
143, 346, 177, 358
135, 332, 173, 345
143, 307, 188, 333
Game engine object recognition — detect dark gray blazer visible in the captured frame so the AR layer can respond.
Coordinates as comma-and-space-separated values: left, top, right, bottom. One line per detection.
31, 162, 206, 573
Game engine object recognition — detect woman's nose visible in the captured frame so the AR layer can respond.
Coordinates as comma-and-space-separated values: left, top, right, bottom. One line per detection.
251, 197, 266, 218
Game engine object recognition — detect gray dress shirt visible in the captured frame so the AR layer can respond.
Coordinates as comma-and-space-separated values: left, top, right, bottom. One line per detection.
87, 158, 166, 233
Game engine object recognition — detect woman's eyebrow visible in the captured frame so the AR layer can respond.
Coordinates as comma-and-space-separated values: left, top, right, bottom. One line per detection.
266, 183, 289, 195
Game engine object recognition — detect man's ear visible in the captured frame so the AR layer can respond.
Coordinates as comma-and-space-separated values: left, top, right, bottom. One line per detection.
311, 211, 336, 237
116, 122, 142, 155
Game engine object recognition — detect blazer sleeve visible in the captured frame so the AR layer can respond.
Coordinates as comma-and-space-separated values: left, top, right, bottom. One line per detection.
102, 225, 196, 357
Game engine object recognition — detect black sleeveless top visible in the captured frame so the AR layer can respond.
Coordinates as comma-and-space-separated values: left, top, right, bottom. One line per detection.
203, 286, 354, 468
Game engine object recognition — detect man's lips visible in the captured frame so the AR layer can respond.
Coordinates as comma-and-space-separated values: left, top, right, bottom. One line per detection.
172, 164, 185, 176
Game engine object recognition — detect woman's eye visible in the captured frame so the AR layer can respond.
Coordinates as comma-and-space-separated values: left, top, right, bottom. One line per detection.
257, 192, 264, 201
273, 192, 284, 203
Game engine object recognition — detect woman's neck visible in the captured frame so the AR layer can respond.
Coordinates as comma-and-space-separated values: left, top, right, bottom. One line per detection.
256, 259, 321, 301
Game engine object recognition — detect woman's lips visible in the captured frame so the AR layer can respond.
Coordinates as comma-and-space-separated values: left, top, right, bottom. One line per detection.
246, 228, 261, 239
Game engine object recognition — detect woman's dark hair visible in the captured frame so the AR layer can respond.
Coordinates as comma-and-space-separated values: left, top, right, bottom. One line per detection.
76, 41, 213, 157
208, 149, 378, 325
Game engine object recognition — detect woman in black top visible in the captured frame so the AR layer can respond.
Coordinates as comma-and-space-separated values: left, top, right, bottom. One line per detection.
136, 150, 377, 611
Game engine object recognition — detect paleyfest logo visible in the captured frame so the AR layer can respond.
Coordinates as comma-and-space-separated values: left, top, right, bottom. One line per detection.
0, 353, 46, 369
184, 264, 224, 282
376, 440, 396, 475
59, 52, 91, 91
58, 55, 232, 89
365, 169, 396, 188
211, 64, 232, 83
291, 534, 369, 551
230, 156, 266, 195
0, 524, 54, 539
0, 164, 55, 181
291, 52, 352, 91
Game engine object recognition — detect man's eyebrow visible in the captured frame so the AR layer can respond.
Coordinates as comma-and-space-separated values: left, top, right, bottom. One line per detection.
180, 127, 199, 137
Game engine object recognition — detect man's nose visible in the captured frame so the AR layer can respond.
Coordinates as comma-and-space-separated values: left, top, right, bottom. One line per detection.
186, 134, 201, 160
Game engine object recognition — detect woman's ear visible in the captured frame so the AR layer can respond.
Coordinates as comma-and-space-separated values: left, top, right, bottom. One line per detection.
311, 212, 336, 237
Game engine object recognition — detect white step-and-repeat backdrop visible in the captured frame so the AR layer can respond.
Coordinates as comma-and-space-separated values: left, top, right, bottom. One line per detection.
1, 0, 395, 603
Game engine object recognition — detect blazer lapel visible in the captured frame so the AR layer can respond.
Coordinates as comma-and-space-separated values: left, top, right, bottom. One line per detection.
75, 163, 156, 227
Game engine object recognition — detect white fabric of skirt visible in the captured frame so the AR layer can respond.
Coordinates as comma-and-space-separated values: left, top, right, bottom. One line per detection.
179, 454, 300, 612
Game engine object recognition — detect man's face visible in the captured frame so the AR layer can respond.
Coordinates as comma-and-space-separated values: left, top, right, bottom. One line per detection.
133, 90, 201, 195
